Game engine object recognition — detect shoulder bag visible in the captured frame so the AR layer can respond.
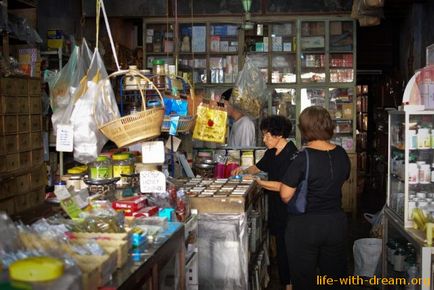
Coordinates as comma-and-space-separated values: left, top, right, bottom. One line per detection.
287, 149, 309, 215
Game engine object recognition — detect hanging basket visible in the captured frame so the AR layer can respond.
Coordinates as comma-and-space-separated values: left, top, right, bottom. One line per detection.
99, 69, 164, 147
161, 115, 196, 133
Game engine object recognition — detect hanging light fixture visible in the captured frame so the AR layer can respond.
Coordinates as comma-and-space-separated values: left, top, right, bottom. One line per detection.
242, 0, 252, 21
241, 0, 254, 30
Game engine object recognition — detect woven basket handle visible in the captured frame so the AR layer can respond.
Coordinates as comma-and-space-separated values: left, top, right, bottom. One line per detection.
109, 69, 165, 111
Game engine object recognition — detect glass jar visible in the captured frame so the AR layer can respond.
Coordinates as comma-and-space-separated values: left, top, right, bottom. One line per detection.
89, 156, 113, 180
66, 168, 84, 191
152, 59, 166, 90
112, 153, 135, 178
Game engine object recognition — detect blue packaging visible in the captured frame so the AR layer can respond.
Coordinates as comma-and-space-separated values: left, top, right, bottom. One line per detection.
158, 208, 175, 222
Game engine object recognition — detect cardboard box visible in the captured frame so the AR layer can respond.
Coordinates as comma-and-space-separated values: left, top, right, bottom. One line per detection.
301, 36, 325, 49
283, 42, 292, 52
210, 35, 220, 52
220, 41, 229, 52
47, 30, 64, 49
272, 36, 282, 51
255, 42, 264, 52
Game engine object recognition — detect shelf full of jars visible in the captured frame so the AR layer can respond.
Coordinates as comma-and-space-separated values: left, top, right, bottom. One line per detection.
383, 208, 433, 290
386, 110, 434, 290
143, 17, 356, 152
387, 110, 434, 228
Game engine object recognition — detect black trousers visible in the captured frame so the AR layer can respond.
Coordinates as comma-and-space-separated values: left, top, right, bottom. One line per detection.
285, 211, 349, 290
274, 228, 291, 285
268, 192, 291, 285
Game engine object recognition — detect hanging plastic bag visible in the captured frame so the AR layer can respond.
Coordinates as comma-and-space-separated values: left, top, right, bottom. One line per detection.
231, 56, 267, 119
50, 39, 93, 136
69, 48, 120, 164
193, 102, 227, 143
48, 45, 78, 133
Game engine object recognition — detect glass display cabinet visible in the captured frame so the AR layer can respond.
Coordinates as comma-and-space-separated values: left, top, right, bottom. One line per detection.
388, 110, 434, 228
144, 23, 175, 68
384, 111, 434, 290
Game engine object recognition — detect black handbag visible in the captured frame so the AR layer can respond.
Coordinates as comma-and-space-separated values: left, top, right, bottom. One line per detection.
287, 149, 309, 215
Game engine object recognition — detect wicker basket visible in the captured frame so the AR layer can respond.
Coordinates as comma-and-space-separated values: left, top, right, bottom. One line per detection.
161, 115, 196, 133
99, 69, 164, 148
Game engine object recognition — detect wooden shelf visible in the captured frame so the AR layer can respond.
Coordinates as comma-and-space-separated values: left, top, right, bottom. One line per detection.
8, 0, 37, 9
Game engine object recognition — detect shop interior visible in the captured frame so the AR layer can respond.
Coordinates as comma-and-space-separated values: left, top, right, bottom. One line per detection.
1, 0, 434, 289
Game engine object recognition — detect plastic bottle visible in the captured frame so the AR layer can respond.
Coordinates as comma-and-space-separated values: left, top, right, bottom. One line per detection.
406, 263, 419, 290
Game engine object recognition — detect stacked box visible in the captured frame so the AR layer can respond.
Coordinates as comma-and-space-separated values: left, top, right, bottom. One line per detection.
0, 77, 45, 215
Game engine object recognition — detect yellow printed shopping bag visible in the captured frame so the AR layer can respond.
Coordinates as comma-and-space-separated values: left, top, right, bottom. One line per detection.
192, 103, 228, 143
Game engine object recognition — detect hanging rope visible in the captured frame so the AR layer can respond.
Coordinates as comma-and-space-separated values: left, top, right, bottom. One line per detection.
190, 0, 195, 82
98, 0, 121, 71
95, 0, 100, 49
174, 0, 178, 75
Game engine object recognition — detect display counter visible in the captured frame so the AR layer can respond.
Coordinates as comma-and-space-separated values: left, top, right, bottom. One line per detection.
102, 222, 185, 290
185, 178, 267, 289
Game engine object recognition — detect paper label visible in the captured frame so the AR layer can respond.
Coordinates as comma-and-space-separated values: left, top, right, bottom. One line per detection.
60, 197, 82, 218
140, 170, 166, 193
142, 141, 165, 164
56, 124, 73, 152
165, 136, 181, 152
54, 186, 72, 200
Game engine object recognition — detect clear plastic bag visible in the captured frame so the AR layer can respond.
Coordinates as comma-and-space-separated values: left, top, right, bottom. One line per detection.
51, 40, 93, 136
69, 48, 120, 163
232, 56, 268, 119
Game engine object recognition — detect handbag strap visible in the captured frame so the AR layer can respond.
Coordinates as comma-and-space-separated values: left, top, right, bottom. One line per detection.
304, 149, 309, 180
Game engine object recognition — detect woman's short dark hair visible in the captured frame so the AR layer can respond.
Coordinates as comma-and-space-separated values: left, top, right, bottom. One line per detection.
260, 115, 292, 138
298, 106, 334, 142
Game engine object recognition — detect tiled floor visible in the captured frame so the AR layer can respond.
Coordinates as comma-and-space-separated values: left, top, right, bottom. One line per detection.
265, 213, 380, 290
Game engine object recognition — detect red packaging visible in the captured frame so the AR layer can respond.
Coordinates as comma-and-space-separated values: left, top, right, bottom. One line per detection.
112, 196, 147, 213
132, 206, 159, 218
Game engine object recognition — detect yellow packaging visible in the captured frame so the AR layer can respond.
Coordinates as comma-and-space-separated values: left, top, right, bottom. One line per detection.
9, 257, 64, 282
193, 103, 228, 143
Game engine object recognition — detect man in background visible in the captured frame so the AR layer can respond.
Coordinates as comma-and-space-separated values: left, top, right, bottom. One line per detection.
222, 88, 256, 148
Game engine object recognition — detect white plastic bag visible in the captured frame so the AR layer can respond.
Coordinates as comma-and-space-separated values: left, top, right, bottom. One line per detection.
69, 48, 120, 164
50, 39, 93, 136
353, 238, 382, 277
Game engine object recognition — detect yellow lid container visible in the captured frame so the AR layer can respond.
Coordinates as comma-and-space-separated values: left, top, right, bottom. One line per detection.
112, 153, 130, 161
9, 257, 64, 282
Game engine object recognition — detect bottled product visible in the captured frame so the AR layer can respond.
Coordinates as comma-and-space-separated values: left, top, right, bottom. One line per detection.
417, 128, 430, 149
66, 168, 84, 191
406, 263, 419, 290
89, 156, 113, 180
152, 59, 166, 90
408, 129, 417, 149
393, 247, 406, 272
112, 153, 135, 178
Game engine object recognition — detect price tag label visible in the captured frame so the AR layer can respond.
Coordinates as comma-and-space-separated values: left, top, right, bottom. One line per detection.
56, 124, 73, 152
142, 141, 165, 164
140, 170, 166, 193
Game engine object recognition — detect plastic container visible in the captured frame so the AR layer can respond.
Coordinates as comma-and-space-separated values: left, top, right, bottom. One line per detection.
408, 129, 417, 149
393, 247, 406, 272
89, 156, 113, 180
418, 128, 431, 149
419, 164, 431, 184
152, 59, 166, 90
241, 151, 254, 167
66, 167, 84, 191
112, 153, 135, 178
408, 163, 419, 184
